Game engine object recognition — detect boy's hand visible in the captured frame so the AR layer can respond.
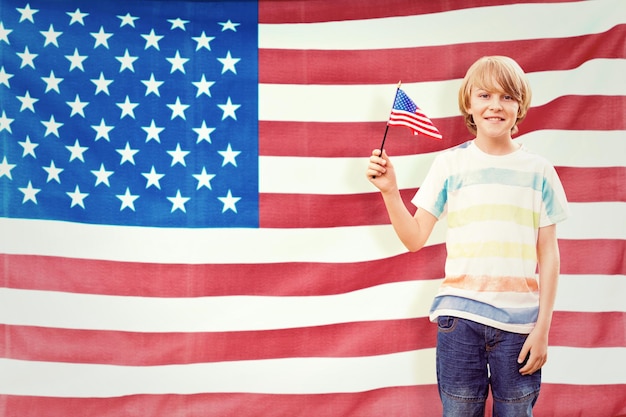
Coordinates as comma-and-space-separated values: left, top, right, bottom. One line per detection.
366, 149, 397, 193
518, 328, 549, 375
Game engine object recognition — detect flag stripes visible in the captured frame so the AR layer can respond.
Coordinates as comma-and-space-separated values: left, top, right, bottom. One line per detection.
2, 311, 623, 368
2, 347, 626, 398
259, 26, 626, 85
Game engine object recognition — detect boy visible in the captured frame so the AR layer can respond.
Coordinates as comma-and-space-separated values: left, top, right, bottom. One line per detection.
366, 56, 569, 416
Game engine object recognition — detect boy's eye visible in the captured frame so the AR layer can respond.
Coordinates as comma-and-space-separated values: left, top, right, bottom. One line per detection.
504, 95, 514, 100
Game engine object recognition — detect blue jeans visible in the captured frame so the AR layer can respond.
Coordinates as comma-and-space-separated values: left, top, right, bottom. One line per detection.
436, 316, 541, 417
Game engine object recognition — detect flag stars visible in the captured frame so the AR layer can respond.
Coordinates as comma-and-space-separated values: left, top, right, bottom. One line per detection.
66, 185, 88, 208
193, 121, 215, 144
168, 18, 189, 31
0, 22, 13, 44
167, 190, 190, 213
66, 94, 89, 117
0, 156, 16, 179
193, 167, 215, 190
117, 13, 139, 28
167, 143, 190, 167
91, 163, 114, 187
41, 115, 63, 138
91, 72, 113, 95
0, 66, 14, 87
18, 136, 38, 158
42, 70, 63, 93
40, 24, 62, 47
218, 143, 240, 167
116, 188, 139, 211
142, 166, 164, 189
17, 46, 37, 69
19, 181, 40, 204
17, 91, 38, 112
43, 160, 63, 183
166, 50, 189, 74
218, 51, 240, 74
141, 29, 163, 50
17, 4, 39, 23
218, 190, 241, 213
67, 8, 89, 25
219, 20, 240, 32
91, 119, 114, 141
0, 110, 14, 133
66, 139, 88, 162
218, 97, 240, 120
116, 96, 139, 119
141, 73, 163, 96
65, 48, 87, 71
116, 142, 139, 165
167, 97, 189, 120
116, 49, 138, 72
192, 75, 215, 97
142, 120, 164, 143
91, 26, 113, 49
192, 31, 215, 51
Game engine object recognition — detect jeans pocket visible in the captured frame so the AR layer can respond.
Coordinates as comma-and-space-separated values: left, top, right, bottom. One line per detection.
437, 315, 457, 333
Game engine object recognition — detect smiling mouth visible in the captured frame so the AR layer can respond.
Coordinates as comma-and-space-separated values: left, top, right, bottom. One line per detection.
485, 117, 505, 121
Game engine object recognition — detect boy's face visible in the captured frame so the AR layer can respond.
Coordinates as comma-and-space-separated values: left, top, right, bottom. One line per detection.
467, 85, 520, 140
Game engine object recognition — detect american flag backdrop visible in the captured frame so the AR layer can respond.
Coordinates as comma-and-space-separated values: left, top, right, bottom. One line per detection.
0, 0, 625, 416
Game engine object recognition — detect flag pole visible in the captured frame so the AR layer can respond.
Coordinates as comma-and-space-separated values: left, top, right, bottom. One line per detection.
378, 81, 402, 154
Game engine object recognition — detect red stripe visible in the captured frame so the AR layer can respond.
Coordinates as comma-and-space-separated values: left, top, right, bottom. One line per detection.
537, 384, 626, 417
258, 0, 581, 24
1, 384, 624, 417
2, 239, 623, 298
549, 312, 626, 349
559, 239, 626, 276
259, 167, 624, 229
260, 96, 626, 158
0, 247, 445, 297
0, 318, 435, 365
0, 386, 443, 417
259, 25, 625, 84
0, 311, 621, 366
557, 167, 626, 203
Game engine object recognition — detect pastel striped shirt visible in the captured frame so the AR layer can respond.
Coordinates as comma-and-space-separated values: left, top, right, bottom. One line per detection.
412, 140, 569, 333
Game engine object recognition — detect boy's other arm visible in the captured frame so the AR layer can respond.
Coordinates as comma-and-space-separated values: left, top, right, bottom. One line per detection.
519, 223, 560, 375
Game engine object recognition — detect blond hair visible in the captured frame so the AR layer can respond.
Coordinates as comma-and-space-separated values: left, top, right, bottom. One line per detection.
458, 56, 532, 135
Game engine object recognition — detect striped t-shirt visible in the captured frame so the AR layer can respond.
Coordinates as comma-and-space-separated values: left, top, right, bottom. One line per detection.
412, 140, 569, 333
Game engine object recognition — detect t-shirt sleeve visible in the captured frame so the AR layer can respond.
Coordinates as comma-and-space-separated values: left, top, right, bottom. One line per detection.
411, 154, 448, 219
540, 163, 570, 227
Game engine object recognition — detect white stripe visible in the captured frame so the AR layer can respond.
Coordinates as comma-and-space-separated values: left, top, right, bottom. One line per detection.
0, 280, 441, 332
543, 347, 626, 385
0, 275, 622, 333
0, 202, 622, 263
259, 59, 626, 121
1, 346, 624, 397
0, 350, 435, 397
558, 202, 626, 242
259, 131, 626, 195
0, 217, 442, 263
555, 275, 626, 313
259, 0, 625, 50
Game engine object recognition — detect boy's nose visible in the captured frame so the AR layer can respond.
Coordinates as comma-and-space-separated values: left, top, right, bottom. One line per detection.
488, 99, 502, 110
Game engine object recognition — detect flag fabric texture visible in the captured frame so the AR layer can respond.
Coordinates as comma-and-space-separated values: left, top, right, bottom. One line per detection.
388, 88, 442, 140
1, 1, 625, 417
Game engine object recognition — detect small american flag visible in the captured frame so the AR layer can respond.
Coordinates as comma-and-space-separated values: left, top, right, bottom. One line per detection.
388, 88, 442, 140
